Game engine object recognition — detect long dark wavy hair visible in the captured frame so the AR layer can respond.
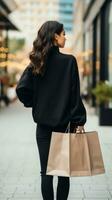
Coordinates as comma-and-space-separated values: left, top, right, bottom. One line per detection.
29, 21, 64, 76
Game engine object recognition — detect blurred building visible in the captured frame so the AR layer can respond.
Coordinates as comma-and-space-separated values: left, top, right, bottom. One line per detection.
83, 0, 112, 105
73, 0, 112, 97
0, 0, 18, 51
0, 0, 18, 71
59, 0, 74, 32
73, 0, 112, 125
0, 0, 18, 105
9, 0, 60, 49
58, 0, 74, 51
73, 0, 84, 55
72, 0, 85, 86
9, 0, 75, 53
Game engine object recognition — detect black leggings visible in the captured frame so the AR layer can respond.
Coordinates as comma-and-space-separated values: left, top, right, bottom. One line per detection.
36, 123, 70, 200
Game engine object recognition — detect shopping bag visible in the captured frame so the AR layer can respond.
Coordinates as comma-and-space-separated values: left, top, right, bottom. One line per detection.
46, 122, 105, 177
70, 131, 105, 176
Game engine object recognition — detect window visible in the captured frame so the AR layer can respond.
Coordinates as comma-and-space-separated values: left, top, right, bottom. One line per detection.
108, 1, 112, 83
95, 15, 101, 83
84, 26, 93, 80
83, 25, 93, 105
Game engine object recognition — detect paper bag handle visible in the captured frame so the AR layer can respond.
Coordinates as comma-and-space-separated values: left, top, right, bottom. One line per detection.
65, 122, 85, 134
65, 122, 70, 133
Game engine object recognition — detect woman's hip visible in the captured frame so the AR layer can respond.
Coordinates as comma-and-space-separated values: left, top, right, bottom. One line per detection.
36, 122, 68, 139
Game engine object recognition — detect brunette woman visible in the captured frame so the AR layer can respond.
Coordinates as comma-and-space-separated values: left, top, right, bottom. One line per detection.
16, 20, 87, 200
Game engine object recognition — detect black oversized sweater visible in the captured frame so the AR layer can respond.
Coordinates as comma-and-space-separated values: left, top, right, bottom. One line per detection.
16, 45, 86, 128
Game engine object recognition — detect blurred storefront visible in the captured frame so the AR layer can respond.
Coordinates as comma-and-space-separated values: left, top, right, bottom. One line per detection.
0, 0, 18, 106
83, 0, 111, 103
73, 0, 112, 125
83, 0, 112, 125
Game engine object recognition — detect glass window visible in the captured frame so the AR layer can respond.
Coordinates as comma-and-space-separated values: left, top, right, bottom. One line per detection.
96, 15, 101, 83
108, 2, 112, 84
107, 1, 112, 108
84, 26, 93, 80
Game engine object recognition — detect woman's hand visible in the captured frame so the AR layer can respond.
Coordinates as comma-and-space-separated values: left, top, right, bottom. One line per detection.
76, 126, 85, 133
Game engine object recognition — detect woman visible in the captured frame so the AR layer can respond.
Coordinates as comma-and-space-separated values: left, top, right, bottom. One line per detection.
16, 21, 86, 200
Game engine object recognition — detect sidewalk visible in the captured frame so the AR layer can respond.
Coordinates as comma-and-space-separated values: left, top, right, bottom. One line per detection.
0, 101, 112, 200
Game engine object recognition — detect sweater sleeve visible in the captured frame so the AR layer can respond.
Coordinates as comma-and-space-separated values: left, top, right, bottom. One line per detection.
70, 56, 87, 127
16, 64, 33, 107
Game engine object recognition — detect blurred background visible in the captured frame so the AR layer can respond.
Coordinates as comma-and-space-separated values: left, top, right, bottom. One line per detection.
0, 1, 112, 199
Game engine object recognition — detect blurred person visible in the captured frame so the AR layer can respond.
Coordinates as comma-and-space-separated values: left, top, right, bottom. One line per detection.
16, 21, 87, 200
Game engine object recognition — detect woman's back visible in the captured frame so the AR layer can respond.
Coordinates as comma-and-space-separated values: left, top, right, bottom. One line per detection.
32, 45, 73, 127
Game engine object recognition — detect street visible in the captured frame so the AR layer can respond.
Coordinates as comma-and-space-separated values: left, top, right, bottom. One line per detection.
0, 100, 112, 200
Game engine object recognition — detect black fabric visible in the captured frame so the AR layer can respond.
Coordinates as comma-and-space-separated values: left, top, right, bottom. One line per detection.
16, 45, 87, 128
16, 66, 34, 107
36, 123, 70, 200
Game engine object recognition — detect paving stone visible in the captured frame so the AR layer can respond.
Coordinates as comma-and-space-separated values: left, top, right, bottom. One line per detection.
0, 101, 112, 200
83, 199, 109, 200
84, 190, 111, 198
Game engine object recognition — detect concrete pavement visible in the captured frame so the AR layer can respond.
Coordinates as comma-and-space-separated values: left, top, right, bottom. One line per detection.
0, 101, 112, 200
